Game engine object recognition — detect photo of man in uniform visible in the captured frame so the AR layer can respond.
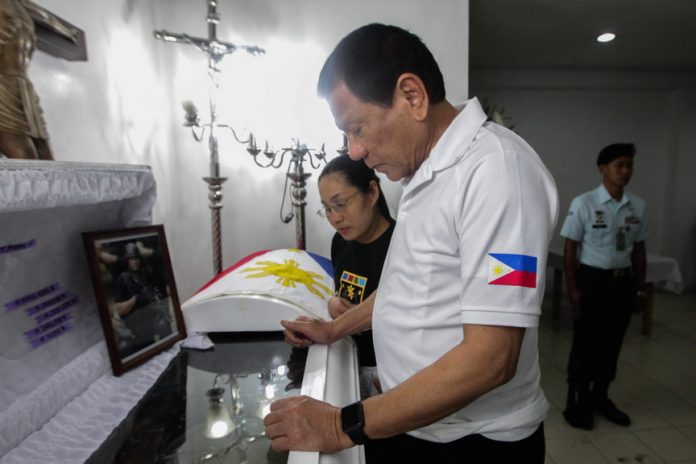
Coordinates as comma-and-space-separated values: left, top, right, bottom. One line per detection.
111, 241, 174, 359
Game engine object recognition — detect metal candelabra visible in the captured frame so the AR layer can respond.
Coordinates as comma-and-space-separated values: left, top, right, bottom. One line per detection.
154, 0, 337, 273
153, 0, 264, 275
246, 137, 329, 250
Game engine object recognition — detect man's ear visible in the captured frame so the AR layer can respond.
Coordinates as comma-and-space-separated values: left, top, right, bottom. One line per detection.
395, 73, 429, 121
368, 180, 380, 206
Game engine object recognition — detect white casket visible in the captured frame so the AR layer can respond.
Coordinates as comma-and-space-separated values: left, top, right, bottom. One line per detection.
0, 161, 362, 464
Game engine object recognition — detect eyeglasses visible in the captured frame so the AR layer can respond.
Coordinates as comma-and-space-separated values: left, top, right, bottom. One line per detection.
316, 192, 361, 218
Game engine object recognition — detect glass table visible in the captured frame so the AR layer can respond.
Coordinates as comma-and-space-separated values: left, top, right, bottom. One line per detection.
87, 332, 309, 464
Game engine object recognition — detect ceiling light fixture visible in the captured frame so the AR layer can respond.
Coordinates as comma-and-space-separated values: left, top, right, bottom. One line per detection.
597, 32, 616, 43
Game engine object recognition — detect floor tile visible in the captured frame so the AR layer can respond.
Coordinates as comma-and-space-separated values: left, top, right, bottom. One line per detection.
678, 426, 696, 443
590, 432, 665, 463
632, 428, 696, 462
544, 386, 570, 411
544, 408, 585, 439
648, 402, 696, 427
620, 403, 671, 431
546, 435, 611, 464
540, 292, 696, 463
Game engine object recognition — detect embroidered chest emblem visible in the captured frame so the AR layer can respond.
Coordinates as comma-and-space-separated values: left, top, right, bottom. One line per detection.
338, 271, 367, 304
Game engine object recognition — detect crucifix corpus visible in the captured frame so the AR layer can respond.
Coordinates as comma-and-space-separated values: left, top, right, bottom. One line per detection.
0, 0, 85, 160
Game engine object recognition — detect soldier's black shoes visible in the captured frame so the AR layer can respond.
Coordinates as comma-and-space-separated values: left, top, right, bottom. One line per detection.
565, 399, 630, 429
563, 407, 594, 430
595, 398, 631, 426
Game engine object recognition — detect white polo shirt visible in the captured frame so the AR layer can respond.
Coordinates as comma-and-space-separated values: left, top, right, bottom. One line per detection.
560, 184, 647, 269
373, 98, 559, 442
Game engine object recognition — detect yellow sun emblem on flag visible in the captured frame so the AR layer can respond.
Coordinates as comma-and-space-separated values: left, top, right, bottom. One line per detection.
241, 259, 333, 298
493, 264, 504, 276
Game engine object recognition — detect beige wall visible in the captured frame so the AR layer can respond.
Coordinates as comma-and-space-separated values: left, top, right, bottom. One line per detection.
471, 70, 696, 290
29, 0, 469, 299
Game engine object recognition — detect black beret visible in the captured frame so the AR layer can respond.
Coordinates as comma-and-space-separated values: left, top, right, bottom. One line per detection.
123, 242, 139, 258
597, 143, 636, 166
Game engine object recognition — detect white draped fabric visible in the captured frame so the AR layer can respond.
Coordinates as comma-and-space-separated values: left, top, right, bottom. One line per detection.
0, 161, 162, 461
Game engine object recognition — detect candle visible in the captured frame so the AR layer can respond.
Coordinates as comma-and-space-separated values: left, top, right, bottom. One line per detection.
181, 100, 197, 116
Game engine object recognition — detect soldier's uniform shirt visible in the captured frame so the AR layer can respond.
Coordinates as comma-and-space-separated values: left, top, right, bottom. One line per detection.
373, 98, 559, 443
560, 184, 647, 268
560, 184, 648, 390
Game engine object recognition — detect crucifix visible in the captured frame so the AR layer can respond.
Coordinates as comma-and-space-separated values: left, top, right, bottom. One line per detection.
153, 0, 264, 276
25, 0, 87, 61
0, 0, 85, 160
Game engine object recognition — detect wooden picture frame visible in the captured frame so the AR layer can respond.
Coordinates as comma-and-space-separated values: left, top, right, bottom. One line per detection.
82, 225, 186, 376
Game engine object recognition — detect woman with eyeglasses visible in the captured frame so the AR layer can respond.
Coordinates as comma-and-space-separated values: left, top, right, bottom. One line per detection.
317, 154, 395, 400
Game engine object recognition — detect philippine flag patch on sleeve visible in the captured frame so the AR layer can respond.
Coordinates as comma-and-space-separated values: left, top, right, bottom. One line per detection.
487, 253, 537, 288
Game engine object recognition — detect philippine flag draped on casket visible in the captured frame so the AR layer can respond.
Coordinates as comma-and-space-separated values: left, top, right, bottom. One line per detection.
182, 249, 334, 332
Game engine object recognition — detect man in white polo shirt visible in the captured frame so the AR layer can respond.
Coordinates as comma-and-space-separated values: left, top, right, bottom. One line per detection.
264, 24, 559, 463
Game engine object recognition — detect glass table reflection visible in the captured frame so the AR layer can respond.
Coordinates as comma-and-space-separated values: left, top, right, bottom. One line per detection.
87, 332, 308, 464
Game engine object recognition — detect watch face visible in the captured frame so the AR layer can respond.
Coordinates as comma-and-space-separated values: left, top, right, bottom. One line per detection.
342, 402, 364, 430
341, 402, 367, 445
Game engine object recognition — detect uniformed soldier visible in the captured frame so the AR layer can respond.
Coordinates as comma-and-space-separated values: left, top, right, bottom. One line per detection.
113, 242, 171, 357
560, 143, 648, 430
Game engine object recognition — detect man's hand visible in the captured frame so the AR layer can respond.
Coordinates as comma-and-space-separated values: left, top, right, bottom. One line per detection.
263, 396, 353, 453
281, 316, 335, 347
327, 296, 354, 319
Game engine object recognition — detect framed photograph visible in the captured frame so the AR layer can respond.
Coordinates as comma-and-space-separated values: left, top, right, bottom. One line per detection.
82, 225, 186, 376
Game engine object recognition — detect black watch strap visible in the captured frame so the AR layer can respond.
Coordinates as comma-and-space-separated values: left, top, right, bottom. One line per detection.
340, 401, 368, 445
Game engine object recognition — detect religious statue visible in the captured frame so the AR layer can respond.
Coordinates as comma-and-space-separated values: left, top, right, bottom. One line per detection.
0, 0, 53, 159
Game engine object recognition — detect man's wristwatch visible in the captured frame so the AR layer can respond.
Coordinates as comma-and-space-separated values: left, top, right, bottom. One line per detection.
340, 401, 368, 445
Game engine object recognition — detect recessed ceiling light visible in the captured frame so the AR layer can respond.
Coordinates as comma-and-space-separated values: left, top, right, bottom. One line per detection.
597, 32, 616, 43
